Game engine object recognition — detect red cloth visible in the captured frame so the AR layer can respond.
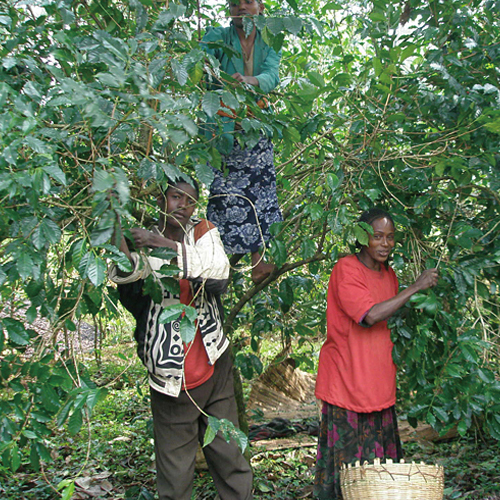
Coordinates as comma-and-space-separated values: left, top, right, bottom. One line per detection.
315, 255, 399, 413
181, 221, 216, 390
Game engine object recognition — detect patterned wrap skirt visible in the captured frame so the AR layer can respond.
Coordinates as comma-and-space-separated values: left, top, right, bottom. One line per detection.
207, 136, 283, 254
314, 402, 403, 500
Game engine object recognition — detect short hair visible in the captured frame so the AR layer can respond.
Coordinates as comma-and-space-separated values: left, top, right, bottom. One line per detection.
163, 175, 200, 199
355, 208, 395, 249
358, 207, 394, 227
228, 0, 264, 5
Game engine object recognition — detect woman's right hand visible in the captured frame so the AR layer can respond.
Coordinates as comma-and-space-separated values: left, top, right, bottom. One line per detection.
414, 268, 439, 291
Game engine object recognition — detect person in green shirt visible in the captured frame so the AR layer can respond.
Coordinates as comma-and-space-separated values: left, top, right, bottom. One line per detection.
201, 0, 282, 284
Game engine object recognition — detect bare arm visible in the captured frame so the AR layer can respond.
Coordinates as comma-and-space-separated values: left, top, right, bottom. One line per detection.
129, 228, 178, 252
363, 268, 439, 326
114, 228, 179, 277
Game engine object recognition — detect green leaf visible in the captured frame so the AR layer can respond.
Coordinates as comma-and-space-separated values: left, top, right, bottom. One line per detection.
326, 173, 340, 192
306, 203, 323, 221
59, 480, 75, 500
17, 251, 34, 281
221, 90, 239, 110
22, 430, 38, 440
32, 218, 62, 249
143, 275, 163, 304
283, 16, 302, 35
366, 189, 381, 202
219, 418, 248, 453
236, 353, 263, 379
445, 364, 462, 378
269, 239, 287, 268
300, 239, 316, 259
183, 306, 198, 323
150, 248, 178, 261
56, 400, 74, 428
180, 316, 196, 344
460, 343, 479, 364
177, 114, 198, 137
43, 164, 67, 185
279, 279, 294, 313
40, 385, 60, 413
24, 136, 50, 154
138, 158, 157, 180
457, 420, 468, 437
80, 253, 107, 286
68, 409, 83, 436
158, 304, 186, 324
477, 368, 495, 383
172, 59, 188, 86
266, 17, 285, 36
30, 443, 41, 471
2, 318, 31, 347
203, 415, 221, 447
256, 479, 274, 493
155, 3, 186, 27
160, 277, 181, 295
358, 222, 374, 235
188, 60, 204, 85
433, 406, 449, 423
9, 444, 21, 472
86, 388, 108, 413
426, 412, 436, 427
96, 70, 125, 88
308, 71, 325, 88
92, 169, 115, 193
386, 113, 406, 123
156, 264, 180, 278
195, 163, 215, 187
202, 92, 221, 118
353, 224, 369, 246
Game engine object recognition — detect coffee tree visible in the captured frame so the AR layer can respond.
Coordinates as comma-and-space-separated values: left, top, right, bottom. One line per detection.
0, 0, 499, 487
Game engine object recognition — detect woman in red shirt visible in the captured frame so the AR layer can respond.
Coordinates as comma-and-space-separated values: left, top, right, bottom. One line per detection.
314, 208, 439, 499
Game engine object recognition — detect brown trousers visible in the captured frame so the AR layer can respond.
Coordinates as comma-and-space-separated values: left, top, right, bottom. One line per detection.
150, 348, 253, 500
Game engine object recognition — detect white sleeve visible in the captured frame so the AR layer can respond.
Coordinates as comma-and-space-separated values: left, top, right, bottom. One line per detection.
177, 227, 230, 281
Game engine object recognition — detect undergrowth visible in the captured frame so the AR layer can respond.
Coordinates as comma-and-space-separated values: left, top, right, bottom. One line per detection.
1, 334, 499, 499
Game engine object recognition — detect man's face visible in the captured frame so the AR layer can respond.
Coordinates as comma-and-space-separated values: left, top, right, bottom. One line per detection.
158, 183, 198, 229
229, 0, 264, 29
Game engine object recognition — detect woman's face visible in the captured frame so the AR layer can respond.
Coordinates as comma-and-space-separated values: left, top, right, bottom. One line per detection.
362, 217, 395, 268
229, 0, 264, 28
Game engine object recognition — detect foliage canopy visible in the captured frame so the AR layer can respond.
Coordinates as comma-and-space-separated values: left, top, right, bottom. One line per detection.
1, 0, 499, 486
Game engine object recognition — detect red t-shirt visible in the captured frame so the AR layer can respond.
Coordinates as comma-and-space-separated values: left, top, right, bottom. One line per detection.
315, 255, 399, 413
180, 221, 216, 390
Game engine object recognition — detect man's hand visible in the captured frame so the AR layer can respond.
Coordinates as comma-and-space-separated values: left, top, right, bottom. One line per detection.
231, 73, 259, 87
130, 228, 157, 249
130, 228, 179, 253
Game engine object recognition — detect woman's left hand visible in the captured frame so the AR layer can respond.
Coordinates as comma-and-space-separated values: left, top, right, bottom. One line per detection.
414, 268, 439, 291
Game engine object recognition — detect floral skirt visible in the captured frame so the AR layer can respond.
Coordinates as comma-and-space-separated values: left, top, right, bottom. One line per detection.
314, 402, 403, 500
207, 136, 282, 254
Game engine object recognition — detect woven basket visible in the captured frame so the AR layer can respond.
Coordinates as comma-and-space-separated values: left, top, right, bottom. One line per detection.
340, 458, 444, 500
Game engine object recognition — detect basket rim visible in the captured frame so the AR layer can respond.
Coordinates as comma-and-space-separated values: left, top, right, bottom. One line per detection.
340, 458, 445, 500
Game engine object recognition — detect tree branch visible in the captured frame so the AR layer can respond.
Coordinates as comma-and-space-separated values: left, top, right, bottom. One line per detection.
224, 252, 328, 334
